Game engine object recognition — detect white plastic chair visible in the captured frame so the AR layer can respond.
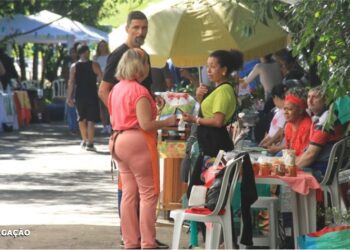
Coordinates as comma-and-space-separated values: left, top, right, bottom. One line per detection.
170, 155, 244, 249
320, 136, 349, 211
338, 136, 350, 187
21, 80, 40, 90
52, 78, 67, 98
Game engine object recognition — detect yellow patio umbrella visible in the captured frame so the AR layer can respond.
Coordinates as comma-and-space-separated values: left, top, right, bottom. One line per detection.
109, 0, 289, 67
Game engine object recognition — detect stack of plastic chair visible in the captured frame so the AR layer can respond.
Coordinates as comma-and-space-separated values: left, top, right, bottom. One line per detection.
170, 155, 244, 249
243, 196, 279, 249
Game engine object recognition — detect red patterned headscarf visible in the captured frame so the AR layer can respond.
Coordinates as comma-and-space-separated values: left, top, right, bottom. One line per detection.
285, 95, 307, 110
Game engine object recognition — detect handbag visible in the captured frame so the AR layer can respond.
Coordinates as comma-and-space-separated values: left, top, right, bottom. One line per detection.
204, 167, 227, 211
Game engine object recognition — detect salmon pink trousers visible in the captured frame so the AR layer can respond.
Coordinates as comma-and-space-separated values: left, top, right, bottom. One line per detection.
112, 129, 160, 249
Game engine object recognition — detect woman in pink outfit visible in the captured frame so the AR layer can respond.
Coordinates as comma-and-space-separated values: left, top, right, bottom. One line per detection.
108, 48, 177, 249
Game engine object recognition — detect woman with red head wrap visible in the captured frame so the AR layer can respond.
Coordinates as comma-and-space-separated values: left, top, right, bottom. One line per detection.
268, 87, 312, 156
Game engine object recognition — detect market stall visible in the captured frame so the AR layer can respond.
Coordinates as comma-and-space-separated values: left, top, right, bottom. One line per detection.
157, 92, 195, 211
0, 91, 19, 132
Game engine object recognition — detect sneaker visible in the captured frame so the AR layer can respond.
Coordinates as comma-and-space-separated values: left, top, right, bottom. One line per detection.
156, 239, 169, 249
80, 141, 86, 148
120, 239, 124, 247
85, 143, 96, 151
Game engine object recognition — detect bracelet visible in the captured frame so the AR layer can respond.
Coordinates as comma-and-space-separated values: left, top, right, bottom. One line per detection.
196, 117, 201, 125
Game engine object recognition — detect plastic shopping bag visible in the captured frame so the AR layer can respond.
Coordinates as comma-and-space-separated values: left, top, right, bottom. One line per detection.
157, 92, 195, 120
297, 225, 350, 249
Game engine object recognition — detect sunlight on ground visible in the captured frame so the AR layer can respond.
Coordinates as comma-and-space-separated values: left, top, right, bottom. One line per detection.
0, 204, 119, 226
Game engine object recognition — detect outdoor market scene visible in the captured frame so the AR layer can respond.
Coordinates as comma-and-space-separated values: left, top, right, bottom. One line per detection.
1, 0, 350, 249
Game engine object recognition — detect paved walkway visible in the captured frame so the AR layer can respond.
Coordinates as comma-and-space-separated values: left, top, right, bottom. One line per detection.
0, 122, 188, 249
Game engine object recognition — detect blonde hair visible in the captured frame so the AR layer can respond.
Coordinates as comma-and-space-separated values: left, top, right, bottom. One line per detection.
116, 48, 149, 81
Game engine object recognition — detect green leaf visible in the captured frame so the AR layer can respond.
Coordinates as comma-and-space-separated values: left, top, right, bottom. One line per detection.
323, 103, 337, 131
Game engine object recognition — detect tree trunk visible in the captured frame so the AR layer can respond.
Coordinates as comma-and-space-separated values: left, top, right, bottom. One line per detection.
18, 44, 26, 81
41, 50, 46, 83
33, 44, 38, 81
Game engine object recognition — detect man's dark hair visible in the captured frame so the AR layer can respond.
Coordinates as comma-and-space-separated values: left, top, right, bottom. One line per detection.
77, 44, 89, 55
73, 42, 81, 52
127, 11, 147, 27
271, 84, 288, 99
263, 54, 273, 63
209, 49, 244, 77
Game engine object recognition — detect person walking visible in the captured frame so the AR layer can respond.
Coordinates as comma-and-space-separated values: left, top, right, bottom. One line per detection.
0, 59, 5, 89
108, 48, 177, 249
0, 60, 5, 77
94, 40, 111, 134
66, 44, 102, 151
0, 47, 20, 91
65, 42, 80, 135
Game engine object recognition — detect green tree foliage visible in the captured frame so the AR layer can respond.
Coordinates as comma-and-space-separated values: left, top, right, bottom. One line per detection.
100, 0, 143, 20
0, 0, 108, 83
287, 0, 350, 101
0, 0, 105, 26
240, 0, 350, 102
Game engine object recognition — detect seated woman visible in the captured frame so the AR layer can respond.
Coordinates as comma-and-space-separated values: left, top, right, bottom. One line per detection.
268, 87, 312, 156
259, 84, 287, 148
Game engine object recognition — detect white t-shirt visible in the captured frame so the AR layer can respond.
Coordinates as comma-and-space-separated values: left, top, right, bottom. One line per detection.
94, 55, 109, 73
268, 108, 286, 137
244, 62, 282, 100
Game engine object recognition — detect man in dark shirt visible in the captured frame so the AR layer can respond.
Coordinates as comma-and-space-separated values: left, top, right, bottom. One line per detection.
66, 45, 103, 151
151, 62, 173, 92
98, 11, 152, 107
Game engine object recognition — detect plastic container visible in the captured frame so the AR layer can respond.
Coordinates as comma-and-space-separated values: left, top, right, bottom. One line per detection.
287, 165, 297, 177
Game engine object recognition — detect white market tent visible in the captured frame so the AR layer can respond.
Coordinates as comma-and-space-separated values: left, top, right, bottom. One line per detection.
0, 13, 75, 45
30, 10, 108, 43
